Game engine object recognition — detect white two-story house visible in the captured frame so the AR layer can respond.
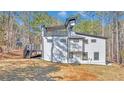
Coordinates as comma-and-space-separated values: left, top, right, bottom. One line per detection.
41, 17, 107, 65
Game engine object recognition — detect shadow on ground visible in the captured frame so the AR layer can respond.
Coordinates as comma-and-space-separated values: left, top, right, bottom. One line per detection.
0, 65, 59, 81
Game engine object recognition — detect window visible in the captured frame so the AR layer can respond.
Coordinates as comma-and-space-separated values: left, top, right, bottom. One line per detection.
94, 52, 99, 60
71, 44, 77, 49
91, 39, 96, 43
73, 39, 79, 42
75, 52, 82, 59
83, 52, 88, 60
47, 39, 52, 42
84, 39, 88, 44
69, 52, 73, 58
60, 39, 66, 43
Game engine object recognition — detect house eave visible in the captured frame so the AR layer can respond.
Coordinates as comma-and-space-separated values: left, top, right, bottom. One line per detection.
75, 32, 107, 39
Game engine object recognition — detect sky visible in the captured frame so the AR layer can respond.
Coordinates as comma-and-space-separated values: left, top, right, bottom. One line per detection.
15, 11, 81, 25
16, 11, 124, 26
48, 11, 78, 22
14, 11, 124, 27
47, 11, 124, 26
48, 11, 98, 22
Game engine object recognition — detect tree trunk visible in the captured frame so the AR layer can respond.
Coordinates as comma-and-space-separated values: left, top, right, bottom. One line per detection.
108, 24, 111, 62
111, 21, 114, 62
116, 20, 120, 64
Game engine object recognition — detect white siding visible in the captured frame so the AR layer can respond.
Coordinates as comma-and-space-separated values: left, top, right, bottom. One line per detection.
76, 34, 106, 65
42, 36, 68, 63
42, 33, 106, 65
42, 37, 53, 61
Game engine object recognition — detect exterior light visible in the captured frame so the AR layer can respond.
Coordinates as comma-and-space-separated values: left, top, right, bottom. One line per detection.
65, 17, 77, 28
69, 20, 76, 26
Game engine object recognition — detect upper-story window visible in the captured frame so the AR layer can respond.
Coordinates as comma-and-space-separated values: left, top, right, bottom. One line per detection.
60, 39, 66, 43
73, 39, 79, 42
47, 39, 52, 42
84, 39, 88, 44
91, 39, 96, 43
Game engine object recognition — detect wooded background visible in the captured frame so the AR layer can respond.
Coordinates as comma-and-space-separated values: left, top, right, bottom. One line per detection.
0, 11, 124, 64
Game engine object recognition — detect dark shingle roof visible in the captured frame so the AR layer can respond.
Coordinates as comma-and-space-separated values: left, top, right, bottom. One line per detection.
75, 32, 107, 39
44, 30, 68, 36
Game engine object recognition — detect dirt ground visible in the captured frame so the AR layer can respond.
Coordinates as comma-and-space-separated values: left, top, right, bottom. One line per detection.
0, 49, 23, 59
0, 49, 57, 80
49, 63, 124, 80
0, 49, 124, 81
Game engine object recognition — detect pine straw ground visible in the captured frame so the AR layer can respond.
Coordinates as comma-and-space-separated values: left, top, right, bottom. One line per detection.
0, 50, 124, 80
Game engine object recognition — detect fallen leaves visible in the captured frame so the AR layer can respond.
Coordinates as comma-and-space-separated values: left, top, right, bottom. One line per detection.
48, 64, 97, 80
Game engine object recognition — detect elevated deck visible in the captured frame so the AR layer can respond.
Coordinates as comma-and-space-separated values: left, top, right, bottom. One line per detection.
23, 44, 42, 58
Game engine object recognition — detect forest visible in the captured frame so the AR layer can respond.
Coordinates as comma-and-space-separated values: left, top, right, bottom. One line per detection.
0, 11, 124, 65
